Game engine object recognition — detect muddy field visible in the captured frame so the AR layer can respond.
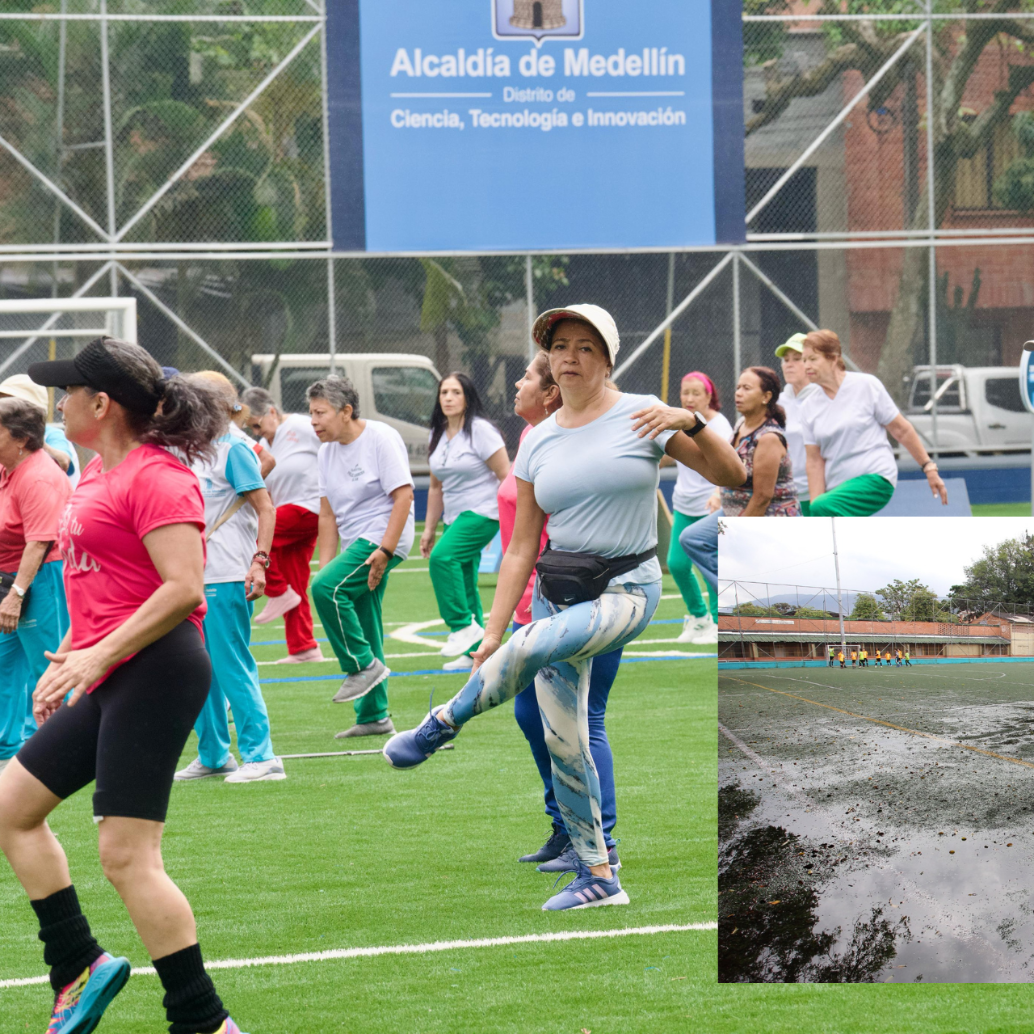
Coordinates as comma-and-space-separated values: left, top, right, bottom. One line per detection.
718, 663, 1034, 983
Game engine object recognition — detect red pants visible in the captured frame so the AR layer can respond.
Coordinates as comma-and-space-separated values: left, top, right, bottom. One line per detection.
265, 503, 319, 655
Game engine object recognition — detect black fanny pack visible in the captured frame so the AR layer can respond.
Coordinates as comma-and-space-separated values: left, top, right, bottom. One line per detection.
535, 543, 657, 607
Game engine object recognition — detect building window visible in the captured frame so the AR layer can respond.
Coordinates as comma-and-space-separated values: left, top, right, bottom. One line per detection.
954, 121, 1021, 211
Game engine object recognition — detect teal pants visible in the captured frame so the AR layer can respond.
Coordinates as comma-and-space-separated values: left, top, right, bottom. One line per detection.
810, 474, 895, 517
429, 510, 499, 649
0, 561, 69, 759
311, 537, 402, 724
195, 581, 275, 768
669, 511, 716, 621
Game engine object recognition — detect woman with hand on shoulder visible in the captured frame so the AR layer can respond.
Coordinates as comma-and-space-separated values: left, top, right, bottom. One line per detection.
0, 337, 249, 1034
385, 305, 745, 911
719, 366, 800, 517
0, 399, 71, 767
800, 330, 947, 517
774, 334, 821, 516
421, 374, 510, 672
309, 376, 415, 738
664, 372, 731, 644
504, 352, 625, 873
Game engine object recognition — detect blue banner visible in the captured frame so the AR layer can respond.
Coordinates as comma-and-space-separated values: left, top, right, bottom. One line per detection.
328, 0, 744, 252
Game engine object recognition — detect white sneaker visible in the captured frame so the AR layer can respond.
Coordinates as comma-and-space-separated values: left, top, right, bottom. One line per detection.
174, 756, 240, 781
224, 757, 287, 783
442, 654, 474, 672
690, 613, 718, 644
441, 621, 484, 657
676, 615, 708, 643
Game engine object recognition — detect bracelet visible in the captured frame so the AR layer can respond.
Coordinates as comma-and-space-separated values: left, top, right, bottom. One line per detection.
921, 460, 938, 473
252, 551, 271, 569
377, 545, 394, 560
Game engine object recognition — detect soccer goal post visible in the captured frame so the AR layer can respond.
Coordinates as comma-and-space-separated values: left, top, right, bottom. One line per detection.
0, 296, 138, 382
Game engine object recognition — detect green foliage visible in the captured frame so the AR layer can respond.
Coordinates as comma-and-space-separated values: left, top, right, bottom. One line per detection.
949, 532, 1034, 609
875, 578, 953, 623
849, 593, 886, 621
743, 0, 790, 66
994, 113, 1034, 211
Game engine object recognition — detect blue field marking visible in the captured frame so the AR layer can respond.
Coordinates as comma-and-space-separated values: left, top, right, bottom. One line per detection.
414, 618, 684, 638
259, 653, 716, 685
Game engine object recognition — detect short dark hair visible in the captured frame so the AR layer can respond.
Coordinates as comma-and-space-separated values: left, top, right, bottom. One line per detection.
0, 397, 45, 451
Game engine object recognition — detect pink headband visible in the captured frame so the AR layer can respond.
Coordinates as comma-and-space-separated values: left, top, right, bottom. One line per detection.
681, 371, 720, 411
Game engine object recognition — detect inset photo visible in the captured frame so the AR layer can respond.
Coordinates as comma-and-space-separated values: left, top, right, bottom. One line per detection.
718, 516, 1034, 983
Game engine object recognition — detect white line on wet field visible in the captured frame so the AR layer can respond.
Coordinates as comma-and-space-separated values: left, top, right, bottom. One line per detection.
0, 924, 715, 989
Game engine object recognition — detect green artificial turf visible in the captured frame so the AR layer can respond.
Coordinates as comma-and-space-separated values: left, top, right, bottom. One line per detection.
0, 563, 716, 1033
970, 502, 1031, 517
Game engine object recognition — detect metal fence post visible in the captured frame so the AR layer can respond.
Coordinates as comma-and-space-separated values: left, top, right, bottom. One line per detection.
526, 254, 535, 363
732, 252, 741, 380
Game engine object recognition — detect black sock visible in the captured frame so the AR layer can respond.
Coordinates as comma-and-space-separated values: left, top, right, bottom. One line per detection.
153, 943, 228, 1034
30, 886, 105, 993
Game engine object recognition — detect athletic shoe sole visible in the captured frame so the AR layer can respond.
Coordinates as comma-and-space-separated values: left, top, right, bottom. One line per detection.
543, 889, 630, 911
60, 956, 131, 1034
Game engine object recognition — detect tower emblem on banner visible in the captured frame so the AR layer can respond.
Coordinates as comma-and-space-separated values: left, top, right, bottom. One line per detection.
493, 0, 584, 43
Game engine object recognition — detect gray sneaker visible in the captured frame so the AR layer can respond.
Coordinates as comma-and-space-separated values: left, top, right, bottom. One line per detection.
335, 718, 396, 739
332, 659, 390, 703
174, 756, 240, 781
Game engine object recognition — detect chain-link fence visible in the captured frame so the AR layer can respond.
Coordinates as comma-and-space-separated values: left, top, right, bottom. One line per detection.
4, 5, 1034, 474
718, 578, 1034, 659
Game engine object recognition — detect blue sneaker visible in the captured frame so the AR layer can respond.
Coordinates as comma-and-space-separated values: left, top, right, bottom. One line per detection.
46, 952, 131, 1034
542, 868, 630, 911
383, 704, 458, 769
537, 844, 620, 873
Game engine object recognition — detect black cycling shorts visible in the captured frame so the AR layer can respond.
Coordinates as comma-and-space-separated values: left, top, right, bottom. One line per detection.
17, 621, 212, 823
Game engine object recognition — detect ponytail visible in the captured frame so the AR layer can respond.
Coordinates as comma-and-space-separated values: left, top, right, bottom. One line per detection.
140, 375, 224, 463
746, 366, 786, 428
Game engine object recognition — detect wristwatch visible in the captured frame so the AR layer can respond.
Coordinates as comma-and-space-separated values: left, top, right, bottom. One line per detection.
252, 551, 271, 569
12, 584, 25, 599
685, 411, 708, 438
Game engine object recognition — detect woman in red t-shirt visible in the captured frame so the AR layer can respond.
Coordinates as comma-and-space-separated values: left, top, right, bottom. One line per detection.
0, 338, 249, 1034
0, 398, 71, 762
502, 352, 627, 872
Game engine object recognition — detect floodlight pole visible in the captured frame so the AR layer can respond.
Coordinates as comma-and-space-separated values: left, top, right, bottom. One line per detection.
831, 518, 848, 665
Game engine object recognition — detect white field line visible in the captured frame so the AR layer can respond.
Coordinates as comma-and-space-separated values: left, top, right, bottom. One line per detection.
624, 650, 717, 658
0, 924, 715, 989
257, 651, 442, 665
390, 619, 447, 646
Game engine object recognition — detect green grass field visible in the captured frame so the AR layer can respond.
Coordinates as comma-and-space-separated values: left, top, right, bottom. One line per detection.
0, 541, 716, 1034
970, 503, 1031, 517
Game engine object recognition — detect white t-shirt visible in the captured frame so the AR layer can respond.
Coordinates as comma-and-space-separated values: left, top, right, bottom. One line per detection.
514, 393, 675, 587
799, 372, 900, 491
778, 382, 821, 498
671, 411, 734, 516
428, 417, 506, 524
265, 413, 321, 513
191, 432, 265, 584
318, 420, 415, 560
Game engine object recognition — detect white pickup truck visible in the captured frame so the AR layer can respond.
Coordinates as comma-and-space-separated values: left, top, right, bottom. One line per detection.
904, 364, 1031, 456
251, 353, 441, 473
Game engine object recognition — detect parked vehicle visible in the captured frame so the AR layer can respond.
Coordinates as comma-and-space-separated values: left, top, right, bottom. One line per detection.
904, 364, 1031, 456
251, 353, 441, 473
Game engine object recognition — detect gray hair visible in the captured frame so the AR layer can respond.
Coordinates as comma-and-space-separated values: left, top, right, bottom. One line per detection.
307, 375, 360, 419
0, 397, 45, 451
242, 386, 276, 418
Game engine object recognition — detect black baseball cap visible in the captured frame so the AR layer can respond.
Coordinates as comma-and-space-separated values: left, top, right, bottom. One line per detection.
28, 337, 164, 416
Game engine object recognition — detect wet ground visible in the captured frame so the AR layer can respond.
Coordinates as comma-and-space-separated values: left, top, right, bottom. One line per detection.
718, 663, 1034, 983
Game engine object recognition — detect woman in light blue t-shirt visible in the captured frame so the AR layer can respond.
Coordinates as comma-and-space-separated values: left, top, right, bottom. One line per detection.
385, 304, 746, 912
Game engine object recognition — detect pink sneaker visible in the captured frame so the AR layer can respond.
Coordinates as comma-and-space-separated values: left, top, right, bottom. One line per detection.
254, 586, 302, 625
276, 647, 326, 664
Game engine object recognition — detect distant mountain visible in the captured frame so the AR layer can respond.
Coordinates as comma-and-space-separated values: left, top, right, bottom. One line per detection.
718, 590, 862, 617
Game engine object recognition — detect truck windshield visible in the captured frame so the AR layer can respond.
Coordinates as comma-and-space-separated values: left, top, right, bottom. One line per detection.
280, 367, 329, 414
910, 372, 963, 411
372, 366, 438, 427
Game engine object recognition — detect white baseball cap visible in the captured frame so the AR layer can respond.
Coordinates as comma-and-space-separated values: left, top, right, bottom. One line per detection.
532, 304, 620, 367
775, 332, 807, 358
0, 373, 48, 411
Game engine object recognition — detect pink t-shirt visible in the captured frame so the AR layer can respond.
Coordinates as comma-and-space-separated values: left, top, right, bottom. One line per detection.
498, 424, 549, 626
0, 448, 72, 571
59, 444, 207, 688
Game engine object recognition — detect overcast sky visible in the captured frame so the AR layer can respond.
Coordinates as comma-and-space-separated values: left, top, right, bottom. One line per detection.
718, 517, 1033, 599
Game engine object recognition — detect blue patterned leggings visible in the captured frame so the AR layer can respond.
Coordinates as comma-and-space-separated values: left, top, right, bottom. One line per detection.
441, 581, 661, 866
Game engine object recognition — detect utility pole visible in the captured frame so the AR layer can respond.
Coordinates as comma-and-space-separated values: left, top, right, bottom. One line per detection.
832, 517, 847, 667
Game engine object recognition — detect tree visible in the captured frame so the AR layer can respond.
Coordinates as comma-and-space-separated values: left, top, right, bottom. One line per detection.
849, 593, 886, 621
746, 0, 1034, 404
876, 578, 950, 622
948, 532, 1034, 608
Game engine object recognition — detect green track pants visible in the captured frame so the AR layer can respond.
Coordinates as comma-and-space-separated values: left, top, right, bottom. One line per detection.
429, 511, 500, 651
810, 473, 894, 517
311, 537, 401, 724
668, 510, 716, 620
